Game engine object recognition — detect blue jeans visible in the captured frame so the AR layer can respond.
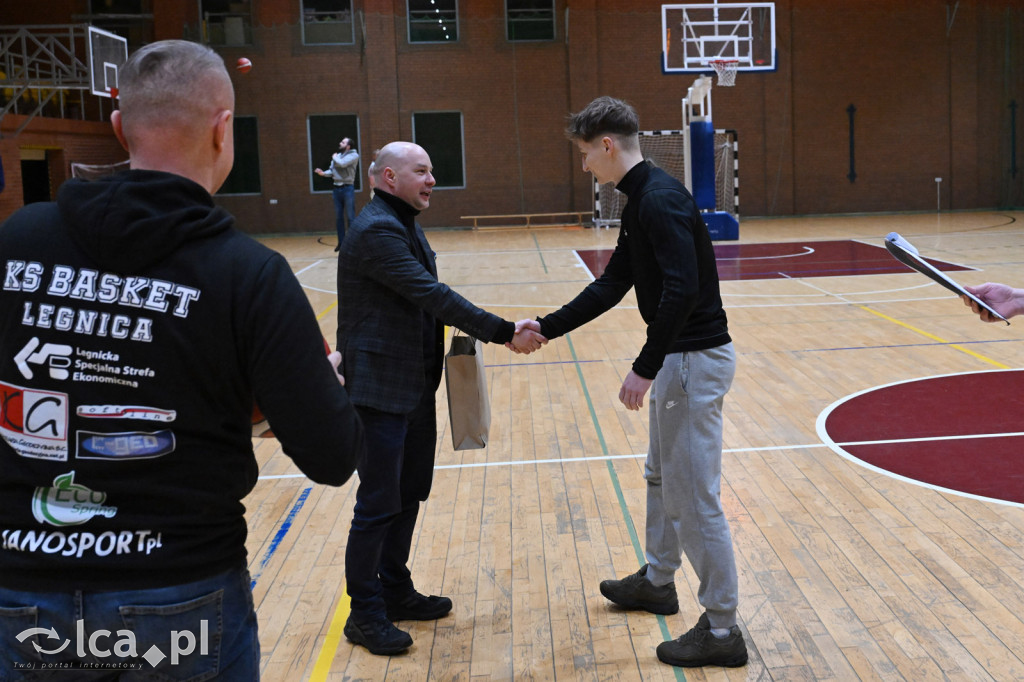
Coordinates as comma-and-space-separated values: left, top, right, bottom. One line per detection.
345, 384, 438, 621
0, 566, 258, 681
332, 184, 355, 245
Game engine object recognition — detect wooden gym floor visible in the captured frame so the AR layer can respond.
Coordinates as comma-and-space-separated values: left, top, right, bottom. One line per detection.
248, 210, 1024, 681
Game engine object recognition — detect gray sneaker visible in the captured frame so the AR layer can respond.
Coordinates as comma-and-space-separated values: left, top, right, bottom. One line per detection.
599, 564, 679, 615
656, 613, 748, 668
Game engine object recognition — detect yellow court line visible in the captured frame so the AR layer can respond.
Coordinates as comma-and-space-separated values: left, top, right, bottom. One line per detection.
316, 300, 337, 321
306, 297, 346, 680
858, 305, 1010, 369
309, 589, 351, 681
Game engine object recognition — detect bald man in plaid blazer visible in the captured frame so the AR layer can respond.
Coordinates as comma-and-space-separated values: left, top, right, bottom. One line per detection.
336, 142, 545, 655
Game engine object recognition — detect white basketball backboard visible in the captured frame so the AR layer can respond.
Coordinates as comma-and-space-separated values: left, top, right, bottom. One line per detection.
87, 25, 128, 98
662, 2, 776, 73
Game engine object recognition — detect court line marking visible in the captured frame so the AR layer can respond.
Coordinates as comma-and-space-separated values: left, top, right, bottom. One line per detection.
851, 237, 980, 271
532, 232, 549, 274
250, 487, 311, 589
715, 245, 815, 260
258, 431, 1024, 480
309, 590, 351, 680
294, 260, 326, 277
474, 293, 955, 311
857, 306, 1010, 369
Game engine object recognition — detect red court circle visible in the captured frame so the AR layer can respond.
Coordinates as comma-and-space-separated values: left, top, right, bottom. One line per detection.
817, 369, 1024, 506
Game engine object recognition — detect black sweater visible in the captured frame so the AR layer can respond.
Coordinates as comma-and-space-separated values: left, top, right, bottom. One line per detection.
539, 162, 730, 379
0, 170, 363, 590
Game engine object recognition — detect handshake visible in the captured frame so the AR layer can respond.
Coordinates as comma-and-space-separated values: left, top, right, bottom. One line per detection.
506, 319, 547, 355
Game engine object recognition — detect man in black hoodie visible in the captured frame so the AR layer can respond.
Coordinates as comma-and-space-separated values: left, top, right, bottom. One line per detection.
0, 40, 363, 679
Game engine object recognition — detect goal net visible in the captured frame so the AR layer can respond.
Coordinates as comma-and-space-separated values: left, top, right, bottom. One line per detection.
593, 129, 737, 227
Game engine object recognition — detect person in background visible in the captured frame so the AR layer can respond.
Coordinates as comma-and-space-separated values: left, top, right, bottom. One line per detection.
316, 137, 359, 249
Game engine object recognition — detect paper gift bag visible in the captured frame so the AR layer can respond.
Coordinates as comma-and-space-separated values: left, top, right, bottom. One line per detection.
445, 333, 491, 450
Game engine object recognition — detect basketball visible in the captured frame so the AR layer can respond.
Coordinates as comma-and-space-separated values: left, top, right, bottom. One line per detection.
236, 57, 252, 73
251, 337, 333, 438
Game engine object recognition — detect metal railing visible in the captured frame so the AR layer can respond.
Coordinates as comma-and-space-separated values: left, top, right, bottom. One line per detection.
0, 24, 104, 136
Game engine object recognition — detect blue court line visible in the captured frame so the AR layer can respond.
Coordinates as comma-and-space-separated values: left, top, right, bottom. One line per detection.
250, 486, 312, 589
792, 337, 1023, 354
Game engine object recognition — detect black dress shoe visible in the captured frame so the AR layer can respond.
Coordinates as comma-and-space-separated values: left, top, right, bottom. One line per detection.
385, 591, 453, 621
344, 615, 412, 655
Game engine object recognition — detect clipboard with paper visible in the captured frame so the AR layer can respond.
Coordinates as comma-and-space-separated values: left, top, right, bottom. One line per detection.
883, 232, 1009, 325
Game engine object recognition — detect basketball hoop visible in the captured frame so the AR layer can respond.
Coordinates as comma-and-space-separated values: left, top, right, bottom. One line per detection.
709, 59, 738, 87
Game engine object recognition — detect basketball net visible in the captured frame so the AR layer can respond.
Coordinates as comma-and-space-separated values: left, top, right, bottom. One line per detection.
709, 60, 738, 87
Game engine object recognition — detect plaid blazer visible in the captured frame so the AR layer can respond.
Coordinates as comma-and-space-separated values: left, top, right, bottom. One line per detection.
336, 195, 506, 414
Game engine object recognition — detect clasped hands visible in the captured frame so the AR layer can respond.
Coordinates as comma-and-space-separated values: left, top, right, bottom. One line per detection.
506, 319, 547, 354
504, 319, 652, 411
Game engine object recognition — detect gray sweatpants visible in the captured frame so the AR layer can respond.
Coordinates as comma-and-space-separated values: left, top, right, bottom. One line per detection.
643, 343, 738, 629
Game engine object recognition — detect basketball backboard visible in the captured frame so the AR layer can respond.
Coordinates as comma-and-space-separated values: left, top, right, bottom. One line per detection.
662, 2, 776, 73
87, 25, 127, 98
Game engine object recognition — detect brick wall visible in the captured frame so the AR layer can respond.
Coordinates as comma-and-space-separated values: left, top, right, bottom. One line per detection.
0, 116, 125, 223
2, 0, 1021, 233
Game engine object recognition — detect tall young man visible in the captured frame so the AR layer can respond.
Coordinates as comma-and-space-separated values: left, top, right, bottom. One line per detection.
516, 96, 747, 668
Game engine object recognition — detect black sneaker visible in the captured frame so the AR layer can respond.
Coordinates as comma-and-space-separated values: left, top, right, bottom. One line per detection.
599, 564, 679, 615
385, 591, 453, 621
656, 613, 748, 667
344, 615, 413, 656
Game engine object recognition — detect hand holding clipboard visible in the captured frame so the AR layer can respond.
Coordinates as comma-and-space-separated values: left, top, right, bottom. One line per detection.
883, 232, 1010, 325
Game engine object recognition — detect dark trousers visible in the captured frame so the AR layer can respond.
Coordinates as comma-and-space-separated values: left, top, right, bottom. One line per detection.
345, 385, 437, 620
333, 183, 355, 244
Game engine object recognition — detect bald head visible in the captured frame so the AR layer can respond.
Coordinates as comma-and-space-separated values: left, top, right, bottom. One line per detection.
371, 142, 418, 181
373, 142, 435, 211
112, 40, 235, 193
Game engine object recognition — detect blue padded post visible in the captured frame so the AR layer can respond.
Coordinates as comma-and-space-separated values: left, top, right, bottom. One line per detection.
689, 119, 716, 210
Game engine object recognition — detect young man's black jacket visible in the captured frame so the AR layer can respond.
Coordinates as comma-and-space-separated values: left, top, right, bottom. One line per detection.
540, 161, 730, 379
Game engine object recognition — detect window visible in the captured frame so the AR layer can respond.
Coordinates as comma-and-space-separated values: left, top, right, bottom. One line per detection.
507, 0, 554, 41
85, 0, 153, 47
200, 0, 252, 46
302, 0, 354, 45
218, 116, 261, 195
412, 112, 464, 188
308, 114, 361, 192
408, 0, 457, 43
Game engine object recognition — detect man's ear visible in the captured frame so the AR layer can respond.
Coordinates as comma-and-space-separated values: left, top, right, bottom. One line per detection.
110, 110, 130, 152
601, 135, 614, 154
213, 109, 232, 151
